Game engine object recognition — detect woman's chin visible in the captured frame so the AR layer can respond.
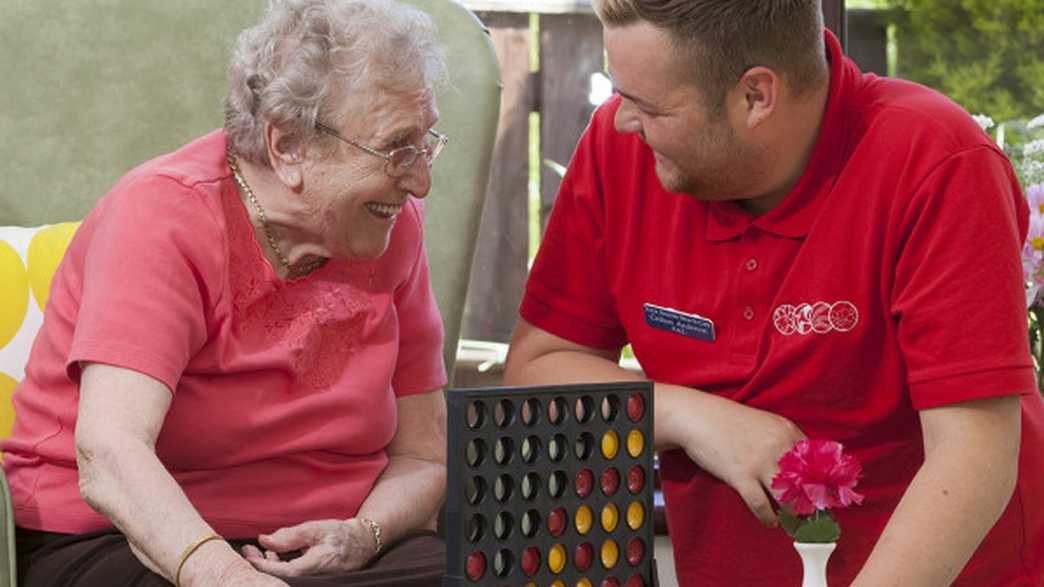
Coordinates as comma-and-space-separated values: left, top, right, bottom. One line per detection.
340, 237, 392, 260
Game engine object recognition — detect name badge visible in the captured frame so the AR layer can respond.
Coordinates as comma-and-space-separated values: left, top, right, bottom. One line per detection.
643, 303, 716, 342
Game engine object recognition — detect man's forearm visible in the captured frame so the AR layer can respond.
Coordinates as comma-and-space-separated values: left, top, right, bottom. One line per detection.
504, 345, 640, 387
502, 322, 806, 526
852, 417, 1018, 585
503, 346, 736, 453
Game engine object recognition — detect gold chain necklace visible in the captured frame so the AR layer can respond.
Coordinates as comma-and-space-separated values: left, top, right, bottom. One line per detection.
226, 149, 327, 278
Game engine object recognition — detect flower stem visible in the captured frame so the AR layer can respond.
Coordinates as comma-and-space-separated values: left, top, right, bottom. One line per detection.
1032, 306, 1044, 393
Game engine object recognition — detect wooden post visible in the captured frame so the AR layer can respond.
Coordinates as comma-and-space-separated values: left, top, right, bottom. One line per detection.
538, 12, 604, 232
822, 0, 847, 51
848, 9, 888, 75
460, 12, 532, 344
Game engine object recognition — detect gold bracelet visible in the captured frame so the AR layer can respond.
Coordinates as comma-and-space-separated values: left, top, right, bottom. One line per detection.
174, 532, 224, 587
357, 517, 383, 555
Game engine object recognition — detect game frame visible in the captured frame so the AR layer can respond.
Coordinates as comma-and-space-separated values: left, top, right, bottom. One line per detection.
444, 381, 658, 587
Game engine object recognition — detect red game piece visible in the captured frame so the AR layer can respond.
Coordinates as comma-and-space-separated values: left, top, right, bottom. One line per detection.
601, 578, 621, 587
627, 465, 645, 493
601, 467, 620, 496
626, 538, 645, 566
624, 575, 645, 587
627, 393, 645, 421
575, 542, 594, 572
466, 551, 486, 581
576, 468, 594, 498
548, 507, 567, 537
521, 546, 541, 576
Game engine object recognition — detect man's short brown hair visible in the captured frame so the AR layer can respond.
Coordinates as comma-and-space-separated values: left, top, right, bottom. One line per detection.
594, 0, 828, 108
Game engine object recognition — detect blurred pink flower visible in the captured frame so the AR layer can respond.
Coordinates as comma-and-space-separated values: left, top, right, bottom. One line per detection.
1028, 183, 1044, 215
1024, 183, 1044, 307
771, 439, 864, 516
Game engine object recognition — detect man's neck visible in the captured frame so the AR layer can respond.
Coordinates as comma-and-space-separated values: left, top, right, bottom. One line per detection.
739, 81, 831, 217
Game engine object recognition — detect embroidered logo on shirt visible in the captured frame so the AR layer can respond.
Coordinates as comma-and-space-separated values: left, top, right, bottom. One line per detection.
772, 301, 859, 335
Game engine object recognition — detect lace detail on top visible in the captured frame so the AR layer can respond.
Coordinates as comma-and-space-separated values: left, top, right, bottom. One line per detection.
221, 179, 381, 392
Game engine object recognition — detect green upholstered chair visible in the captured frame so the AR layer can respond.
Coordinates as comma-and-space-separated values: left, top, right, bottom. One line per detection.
0, 1, 500, 583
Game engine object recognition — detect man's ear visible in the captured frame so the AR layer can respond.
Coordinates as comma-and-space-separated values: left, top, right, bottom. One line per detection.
736, 66, 779, 129
264, 122, 305, 190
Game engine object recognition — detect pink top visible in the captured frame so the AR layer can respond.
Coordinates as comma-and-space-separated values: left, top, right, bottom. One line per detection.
2, 130, 447, 538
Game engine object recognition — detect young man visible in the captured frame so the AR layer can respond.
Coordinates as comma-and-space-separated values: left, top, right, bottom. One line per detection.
504, 1, 1044, 585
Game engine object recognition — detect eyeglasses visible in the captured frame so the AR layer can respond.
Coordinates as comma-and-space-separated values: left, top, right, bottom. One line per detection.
315, 122, 448, 177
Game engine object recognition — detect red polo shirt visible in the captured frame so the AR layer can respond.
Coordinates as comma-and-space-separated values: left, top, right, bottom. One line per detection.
521, 31, 1043, 586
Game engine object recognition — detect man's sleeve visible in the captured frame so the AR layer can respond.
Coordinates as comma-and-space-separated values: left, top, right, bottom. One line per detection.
892, 147, 1037, 409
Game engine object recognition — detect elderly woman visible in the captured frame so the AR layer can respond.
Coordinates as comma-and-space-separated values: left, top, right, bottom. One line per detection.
2, 1, 451, 585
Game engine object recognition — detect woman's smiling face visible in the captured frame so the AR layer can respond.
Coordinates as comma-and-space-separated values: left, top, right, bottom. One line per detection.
301, 88, 439, 260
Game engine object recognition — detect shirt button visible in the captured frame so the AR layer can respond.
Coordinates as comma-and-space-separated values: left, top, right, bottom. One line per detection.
743, 306, 755, 320
745, 258, 758, 272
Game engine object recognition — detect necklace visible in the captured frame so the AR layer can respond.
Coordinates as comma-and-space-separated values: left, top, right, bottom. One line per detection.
227, 149, 327, 278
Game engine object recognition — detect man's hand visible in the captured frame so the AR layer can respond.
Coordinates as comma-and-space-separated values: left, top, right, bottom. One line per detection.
661, 387, 807, 527
242, 519, 377, 577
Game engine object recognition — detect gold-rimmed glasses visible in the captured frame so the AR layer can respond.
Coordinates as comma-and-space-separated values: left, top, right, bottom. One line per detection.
316, 122, 448, 177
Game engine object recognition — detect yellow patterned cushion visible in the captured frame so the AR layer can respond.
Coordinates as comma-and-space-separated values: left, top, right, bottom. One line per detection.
0, 222, 80, 441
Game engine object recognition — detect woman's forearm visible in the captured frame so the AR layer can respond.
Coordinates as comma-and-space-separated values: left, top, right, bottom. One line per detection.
77, 432, 251, 585
355, 454, 446, 544
76, 363, 254, 586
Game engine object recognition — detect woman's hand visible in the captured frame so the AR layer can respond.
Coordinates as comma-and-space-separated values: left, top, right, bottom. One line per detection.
242, 519, 377, 577
177, 540, 290, 587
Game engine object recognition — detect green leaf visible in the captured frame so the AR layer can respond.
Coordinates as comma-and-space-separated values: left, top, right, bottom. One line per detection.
793, 511, 841, 543
542, 159, 568, 178
778, 506, 803, 538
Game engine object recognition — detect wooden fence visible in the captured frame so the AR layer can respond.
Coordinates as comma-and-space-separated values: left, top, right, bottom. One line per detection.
456, 1, 884, 348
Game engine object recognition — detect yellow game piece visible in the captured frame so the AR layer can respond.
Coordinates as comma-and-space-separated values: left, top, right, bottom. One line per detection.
577, 579, 593, 587
601, 539, 619, 569
552, 582, 566, 587
525, 583, 537, 587
601, 430, 619, 459
627, 501, 645, 530
575, 505, 593, 535
627, 429, 644, 457
601, 503, 619, 532
549, 544, 567, 574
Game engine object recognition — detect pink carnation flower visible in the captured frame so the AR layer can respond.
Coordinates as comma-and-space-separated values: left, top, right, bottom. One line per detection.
771, 439, 864, 516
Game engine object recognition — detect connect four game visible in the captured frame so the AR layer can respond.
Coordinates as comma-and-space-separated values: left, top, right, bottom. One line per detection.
444, 381, 659, 587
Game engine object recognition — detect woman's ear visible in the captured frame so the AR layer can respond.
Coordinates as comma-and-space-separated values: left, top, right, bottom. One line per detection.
736, 66, 779, 129
264, 122, 305, 190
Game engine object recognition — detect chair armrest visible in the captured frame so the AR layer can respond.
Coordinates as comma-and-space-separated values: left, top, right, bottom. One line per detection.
0, 466, 16, 586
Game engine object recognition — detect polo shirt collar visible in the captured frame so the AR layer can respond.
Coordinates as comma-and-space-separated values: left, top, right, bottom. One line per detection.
706, 29, 852, 242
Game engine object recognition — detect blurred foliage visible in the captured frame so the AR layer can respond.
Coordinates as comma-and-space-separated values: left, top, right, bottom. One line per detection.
880, 0, 1044, 121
